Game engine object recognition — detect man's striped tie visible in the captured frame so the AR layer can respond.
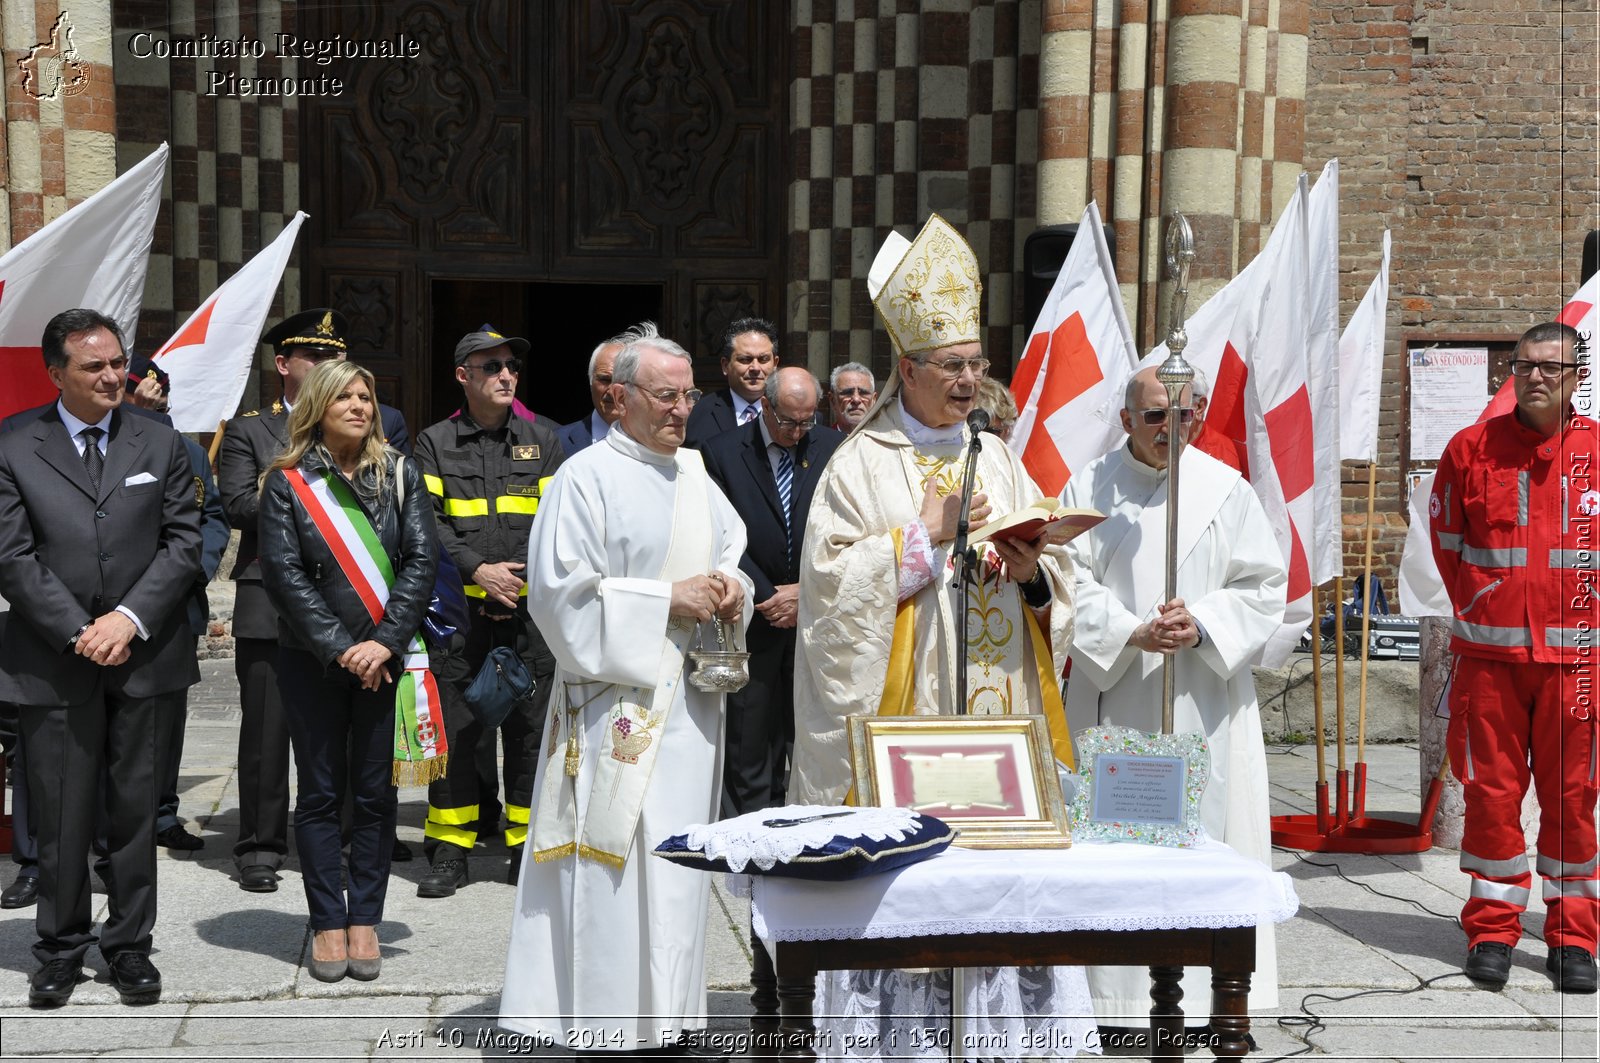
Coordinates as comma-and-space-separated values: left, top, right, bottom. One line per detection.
775, 445, 794, 559
739, 403, 760, 425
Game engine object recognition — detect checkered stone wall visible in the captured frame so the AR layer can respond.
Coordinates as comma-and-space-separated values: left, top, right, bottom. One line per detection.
788, 0, 1043, 385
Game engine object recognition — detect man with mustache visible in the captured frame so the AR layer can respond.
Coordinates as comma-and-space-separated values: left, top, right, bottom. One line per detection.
683, 317, 779, 448
413, 325, 565, 898
1059, 364, 1288, 1033
828, 362, 876, 431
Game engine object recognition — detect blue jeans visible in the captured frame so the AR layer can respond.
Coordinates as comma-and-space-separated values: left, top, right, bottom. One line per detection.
277, 648, 397, 931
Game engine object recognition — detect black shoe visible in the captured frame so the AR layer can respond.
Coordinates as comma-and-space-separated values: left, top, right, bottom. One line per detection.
1464, 941, 1514, 987
239, 864, 280, 893
507, 845, 523, 886
391, 837, 414, 863
107, 953, 162, 1005
417, 857, 468, 898
156, 824, 204, 851
1547, 946, 1598, 993
28, 959, 82, 1008
2, 875, 39, 909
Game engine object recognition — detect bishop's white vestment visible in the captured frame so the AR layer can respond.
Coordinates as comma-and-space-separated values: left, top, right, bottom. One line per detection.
792, 399, 1094, 1059
499, 428, 753, 1050
1061, 444, 1288, 1018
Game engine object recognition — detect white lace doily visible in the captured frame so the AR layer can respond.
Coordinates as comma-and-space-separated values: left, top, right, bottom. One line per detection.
673, 804, 928, 873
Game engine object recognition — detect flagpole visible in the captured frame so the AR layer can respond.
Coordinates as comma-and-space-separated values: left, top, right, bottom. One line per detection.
1156, 215, 1196, 736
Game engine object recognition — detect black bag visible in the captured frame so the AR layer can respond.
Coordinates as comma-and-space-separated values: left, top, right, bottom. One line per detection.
463, 646, 535, 729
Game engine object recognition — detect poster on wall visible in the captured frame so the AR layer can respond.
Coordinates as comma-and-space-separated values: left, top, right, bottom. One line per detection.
1408, 346, 1489, 462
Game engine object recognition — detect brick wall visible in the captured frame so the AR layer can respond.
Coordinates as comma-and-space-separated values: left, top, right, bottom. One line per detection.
1305, 0, 1599, 603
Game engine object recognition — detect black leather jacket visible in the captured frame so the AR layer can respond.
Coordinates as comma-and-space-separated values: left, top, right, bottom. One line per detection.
259, 449, 438, 667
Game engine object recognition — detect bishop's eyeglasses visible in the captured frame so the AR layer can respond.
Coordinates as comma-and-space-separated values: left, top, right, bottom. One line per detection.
916, 355, 990, 380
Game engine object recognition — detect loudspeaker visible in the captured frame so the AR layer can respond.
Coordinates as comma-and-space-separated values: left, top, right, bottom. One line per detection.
1022, 223, 1117, 333
1583, 230, 1599, 286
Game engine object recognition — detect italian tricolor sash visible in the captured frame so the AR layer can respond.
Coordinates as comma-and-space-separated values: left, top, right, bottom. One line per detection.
285, 466, 449, 785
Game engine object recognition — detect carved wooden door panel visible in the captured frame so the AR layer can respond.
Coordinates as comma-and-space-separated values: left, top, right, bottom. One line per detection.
298, 0, 785, 428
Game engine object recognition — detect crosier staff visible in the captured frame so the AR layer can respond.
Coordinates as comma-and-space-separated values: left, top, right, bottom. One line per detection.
1155, 215, 1196, 736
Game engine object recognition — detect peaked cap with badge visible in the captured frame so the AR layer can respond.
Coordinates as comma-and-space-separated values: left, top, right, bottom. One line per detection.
261, 308, 349, 353
453, 323, 531, 366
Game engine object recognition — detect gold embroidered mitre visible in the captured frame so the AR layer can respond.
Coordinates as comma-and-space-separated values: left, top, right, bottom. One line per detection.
867, 213, 983, 358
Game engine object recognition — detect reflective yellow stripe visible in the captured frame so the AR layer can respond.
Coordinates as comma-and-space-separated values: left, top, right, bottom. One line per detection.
442, 497, 490, 517
497, 495, 541, 515
425, 822, 476, 848
424, 474, 445, 497
505, 804, 531, 825
427, 803, 479, 825
505, 824, 529, 847
539, 475, 554, 495
465, 583, 529, 598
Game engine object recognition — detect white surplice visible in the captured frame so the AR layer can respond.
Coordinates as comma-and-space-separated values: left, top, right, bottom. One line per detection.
1061, 444, 1288, 1018
793, 400, 1094, 1060
499, 427, 753, 1050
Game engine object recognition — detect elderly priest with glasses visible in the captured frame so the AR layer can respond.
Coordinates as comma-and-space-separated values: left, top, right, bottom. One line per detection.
498, 331, 754, 1057
1058, 364, 1287, 1031
790, 214, 1094, 1056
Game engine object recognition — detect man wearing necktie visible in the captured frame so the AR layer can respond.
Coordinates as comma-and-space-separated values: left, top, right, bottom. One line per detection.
0, 309, 202, 1007
701, 367, 844, 815
683, 317, 779, 448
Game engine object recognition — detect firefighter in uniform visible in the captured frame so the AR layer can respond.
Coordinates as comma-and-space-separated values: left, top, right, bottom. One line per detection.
414, 325, 564, 896
1432, 320, 1599, 994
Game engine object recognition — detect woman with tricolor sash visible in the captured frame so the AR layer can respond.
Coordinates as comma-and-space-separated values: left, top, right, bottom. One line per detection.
258, 360, 442, 983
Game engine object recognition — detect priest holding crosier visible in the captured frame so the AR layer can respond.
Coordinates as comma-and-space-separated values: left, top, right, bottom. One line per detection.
1060, 364, 1288, 1025
790, 214, 1095, 1057
498, 333, 753, 1057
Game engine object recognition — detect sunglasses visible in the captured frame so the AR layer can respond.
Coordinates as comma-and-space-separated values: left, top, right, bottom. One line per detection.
466, 358, 522, 376
1135, 407, 1195, 426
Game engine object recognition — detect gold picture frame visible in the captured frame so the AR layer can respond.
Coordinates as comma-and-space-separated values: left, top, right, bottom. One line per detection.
847, 714, 1071, 850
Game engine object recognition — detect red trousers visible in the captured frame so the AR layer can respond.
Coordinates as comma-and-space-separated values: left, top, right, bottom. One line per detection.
1447, 656, 1599, 950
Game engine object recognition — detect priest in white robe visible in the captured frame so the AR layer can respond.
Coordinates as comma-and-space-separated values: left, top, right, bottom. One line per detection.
1061, 366, 1288, 1023
499, 335, 754, 1054
791, 214, 1095, 1059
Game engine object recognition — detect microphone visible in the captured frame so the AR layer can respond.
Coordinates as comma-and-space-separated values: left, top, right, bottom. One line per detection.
966, 408, 992, 434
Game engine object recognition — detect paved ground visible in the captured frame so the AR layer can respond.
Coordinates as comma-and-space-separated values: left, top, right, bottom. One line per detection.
0, 658, 1594, 1061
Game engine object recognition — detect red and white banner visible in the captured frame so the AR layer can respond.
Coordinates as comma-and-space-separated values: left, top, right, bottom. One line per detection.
1008, 201, 1140, 495
1564, 271, 1599, 416
1338, 230, 1390, 463
0, 144, 168, 421
153, 211, 307, 432
1139, 181, 1315, 665
1305, 160, 1343, 586
1400, 274, 1597, 615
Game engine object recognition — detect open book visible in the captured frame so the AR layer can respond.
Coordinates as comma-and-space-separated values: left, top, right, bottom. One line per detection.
969, 498, 1105, 546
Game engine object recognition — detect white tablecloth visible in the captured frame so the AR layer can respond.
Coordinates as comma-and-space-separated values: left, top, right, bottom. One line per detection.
752, 839, 1298, 951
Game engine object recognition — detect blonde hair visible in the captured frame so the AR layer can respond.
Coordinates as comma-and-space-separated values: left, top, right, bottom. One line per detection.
264, 359, 392, 498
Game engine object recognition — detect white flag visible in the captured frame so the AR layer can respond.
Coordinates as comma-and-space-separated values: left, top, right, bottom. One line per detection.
1008, 201, 1140, 495
154, 212, 307, 431
0, 144, 169, 420
1338, 230, 1390, 462
1305, 160, 1343, 584
1564, 271, 1600, 416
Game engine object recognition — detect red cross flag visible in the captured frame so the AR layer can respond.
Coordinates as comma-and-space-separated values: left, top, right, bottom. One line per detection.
152, 212, 307, 432
0, 144, 168, 421
1008, 201, 1140, 495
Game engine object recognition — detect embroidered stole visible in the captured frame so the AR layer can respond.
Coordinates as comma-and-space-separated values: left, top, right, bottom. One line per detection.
530, 447, 715, 868
284, 467, 449, 784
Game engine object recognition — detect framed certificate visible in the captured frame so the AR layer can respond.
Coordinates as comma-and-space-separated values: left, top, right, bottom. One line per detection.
1071, 725, 1210, 847
847, 714, 1071, 850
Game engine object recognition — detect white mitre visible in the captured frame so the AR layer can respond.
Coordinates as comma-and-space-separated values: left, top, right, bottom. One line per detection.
867, 213, 983, 358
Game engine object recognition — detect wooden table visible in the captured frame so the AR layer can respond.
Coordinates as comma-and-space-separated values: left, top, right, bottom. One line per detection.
748, 924, 1254, 1061
740, 841, 1293, 1061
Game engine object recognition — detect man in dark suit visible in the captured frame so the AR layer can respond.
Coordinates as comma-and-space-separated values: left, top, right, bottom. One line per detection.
701, 367, 843, 815
217, 308, 410, 894
0, 309, 202, 1006
558, 324, 643, 456
683, 317, 779, 449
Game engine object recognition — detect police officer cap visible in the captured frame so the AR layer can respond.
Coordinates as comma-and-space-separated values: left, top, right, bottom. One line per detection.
261, 308, 349, 353
454, 323, 530, 366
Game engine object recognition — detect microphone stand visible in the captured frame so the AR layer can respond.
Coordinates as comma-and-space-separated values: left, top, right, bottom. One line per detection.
950, 421, 985, 717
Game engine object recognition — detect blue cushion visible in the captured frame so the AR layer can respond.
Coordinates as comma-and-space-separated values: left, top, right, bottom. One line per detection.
653, 811, 956, 881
